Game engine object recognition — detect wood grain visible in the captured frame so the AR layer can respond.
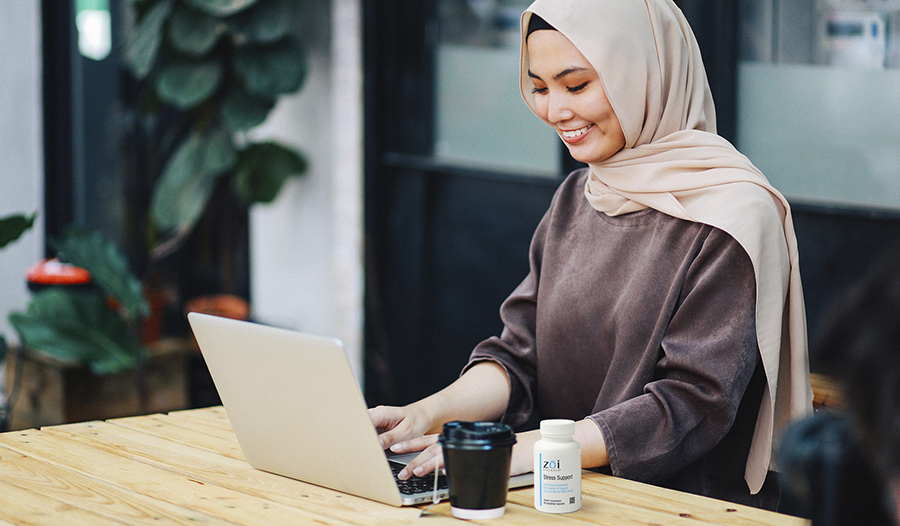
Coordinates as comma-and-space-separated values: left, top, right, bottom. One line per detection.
0, 408, 809, 526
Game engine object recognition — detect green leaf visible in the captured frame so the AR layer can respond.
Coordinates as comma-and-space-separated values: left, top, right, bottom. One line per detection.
8, 289, 147, 375
0, 213, 36, 249
221, 86, 275, 130
182, 0, 259, 17
51, 226, 150, 322
202, 127, 238, 173
226, 0, 293, 44
151, 128, 236, 232
123, 0, 174, 80
234, 142, 307, 203
156, 59, 223, 109
168, 4, 223, 56
234, 38, 307, 98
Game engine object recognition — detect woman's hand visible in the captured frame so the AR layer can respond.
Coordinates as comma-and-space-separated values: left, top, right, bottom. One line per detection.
390, 429, 541, 480
368, 404, 434, 451
390, 434, 444, 480
368, 404, 443, 479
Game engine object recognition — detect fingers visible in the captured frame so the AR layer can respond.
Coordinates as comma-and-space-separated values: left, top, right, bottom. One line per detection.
368, 405, 401, 432
388, 433, 439, 454
397, 442, 444, 480
369, 404, 436, 451
368, 405, 407, 449
377, 422, 415, 451
367, 405, 446, 480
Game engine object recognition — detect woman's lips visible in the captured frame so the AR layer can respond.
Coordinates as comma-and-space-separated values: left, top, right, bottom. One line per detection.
560, 124, 593, 143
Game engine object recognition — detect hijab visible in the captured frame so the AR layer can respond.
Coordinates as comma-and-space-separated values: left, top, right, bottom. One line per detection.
520, 0, 812, 494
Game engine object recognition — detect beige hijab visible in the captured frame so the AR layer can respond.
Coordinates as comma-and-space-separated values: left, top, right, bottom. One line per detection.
521, 0, 812, 494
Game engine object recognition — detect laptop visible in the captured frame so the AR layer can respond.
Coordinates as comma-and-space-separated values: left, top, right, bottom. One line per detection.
187, 312, 533, 506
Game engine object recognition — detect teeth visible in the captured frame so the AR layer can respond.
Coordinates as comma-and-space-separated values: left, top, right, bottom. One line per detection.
562, 125, 590, 139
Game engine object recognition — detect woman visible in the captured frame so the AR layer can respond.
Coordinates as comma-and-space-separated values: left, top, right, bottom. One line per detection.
369, 0, 812, 509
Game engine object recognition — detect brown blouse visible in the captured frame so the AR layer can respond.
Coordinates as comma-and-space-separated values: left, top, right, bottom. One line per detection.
467, 168, 778, 509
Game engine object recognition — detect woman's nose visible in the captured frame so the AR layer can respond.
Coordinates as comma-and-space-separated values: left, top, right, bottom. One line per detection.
547, 92, 573, 123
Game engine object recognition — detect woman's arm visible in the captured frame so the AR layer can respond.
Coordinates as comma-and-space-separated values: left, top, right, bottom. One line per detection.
590, 228, 760, 484
371, 360, 609, 480
368, 360, 511, 479
371, 176, 576, 479
512, 419, 609, 475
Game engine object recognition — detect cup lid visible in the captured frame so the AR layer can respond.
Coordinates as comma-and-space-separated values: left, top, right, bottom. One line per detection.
439, 421, 516, 446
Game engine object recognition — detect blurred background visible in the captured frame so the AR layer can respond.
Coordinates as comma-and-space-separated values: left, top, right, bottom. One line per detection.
2, 0, 899, 429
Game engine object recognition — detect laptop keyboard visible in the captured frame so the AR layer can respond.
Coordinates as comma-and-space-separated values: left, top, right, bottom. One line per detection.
389, 460, 448, 496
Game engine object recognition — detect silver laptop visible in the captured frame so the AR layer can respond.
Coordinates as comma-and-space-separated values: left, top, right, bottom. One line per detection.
187, 312, 532, 506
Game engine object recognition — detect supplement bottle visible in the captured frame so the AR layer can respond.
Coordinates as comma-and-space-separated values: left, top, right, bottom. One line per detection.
534, 419, 581, 513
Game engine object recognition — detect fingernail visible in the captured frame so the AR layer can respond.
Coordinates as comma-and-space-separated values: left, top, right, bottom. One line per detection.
399, 468, 409, 480
413, 466, 424, 477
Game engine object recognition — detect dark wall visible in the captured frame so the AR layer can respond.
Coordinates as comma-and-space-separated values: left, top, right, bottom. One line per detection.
676, 0, 738, 142
793, 205, 900, 350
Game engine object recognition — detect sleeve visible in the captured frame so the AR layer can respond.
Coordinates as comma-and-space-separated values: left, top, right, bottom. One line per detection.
590, 228, 760, 484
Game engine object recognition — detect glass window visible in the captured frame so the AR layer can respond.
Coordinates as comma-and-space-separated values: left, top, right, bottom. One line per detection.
434, 0, 559, 177
737, 0, 900, 211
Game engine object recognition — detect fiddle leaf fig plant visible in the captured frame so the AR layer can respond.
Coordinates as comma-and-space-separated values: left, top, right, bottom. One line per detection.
123, 0, 308, 254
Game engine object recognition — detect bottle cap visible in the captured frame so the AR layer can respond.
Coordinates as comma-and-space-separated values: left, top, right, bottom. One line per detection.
540, 419, 575, 436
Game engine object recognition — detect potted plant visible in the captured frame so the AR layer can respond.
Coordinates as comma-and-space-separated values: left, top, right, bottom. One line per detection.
3, 225, 189, 431
122, 0, 309, 258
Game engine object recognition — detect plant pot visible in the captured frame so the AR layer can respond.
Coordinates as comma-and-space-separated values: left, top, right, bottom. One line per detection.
184, 294, 250, 321
3, 338, 192, 431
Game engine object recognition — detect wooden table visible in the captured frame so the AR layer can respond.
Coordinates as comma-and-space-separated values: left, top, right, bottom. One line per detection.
0, 406, 809, 525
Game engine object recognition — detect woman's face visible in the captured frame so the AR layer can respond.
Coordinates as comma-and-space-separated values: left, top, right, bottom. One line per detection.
526, 30, 626, 164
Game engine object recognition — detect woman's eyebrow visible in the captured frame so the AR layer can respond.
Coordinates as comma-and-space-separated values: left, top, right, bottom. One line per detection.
527, 67, 590, 82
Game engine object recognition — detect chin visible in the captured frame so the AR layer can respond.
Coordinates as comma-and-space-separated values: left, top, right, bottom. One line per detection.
564, 142, 620, 165
567, 151, 605, 165
564, 147, 594, 164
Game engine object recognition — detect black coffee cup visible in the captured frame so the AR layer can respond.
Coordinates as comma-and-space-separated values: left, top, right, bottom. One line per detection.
439, 421, 517, 519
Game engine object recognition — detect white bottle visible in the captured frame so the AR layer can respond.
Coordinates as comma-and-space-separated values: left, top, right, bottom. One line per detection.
534, 419, 581, 513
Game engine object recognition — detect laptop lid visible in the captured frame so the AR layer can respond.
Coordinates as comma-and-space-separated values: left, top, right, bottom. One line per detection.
187, 312, 408, 506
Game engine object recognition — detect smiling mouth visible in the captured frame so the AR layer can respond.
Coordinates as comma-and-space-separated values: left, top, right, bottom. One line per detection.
561, 125, 593, 140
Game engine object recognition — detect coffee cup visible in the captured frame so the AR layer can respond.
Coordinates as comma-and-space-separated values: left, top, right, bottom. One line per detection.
439, 421, 517, 519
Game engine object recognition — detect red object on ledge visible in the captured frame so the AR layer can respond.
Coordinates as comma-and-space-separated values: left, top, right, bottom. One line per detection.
26, 258, 92, 288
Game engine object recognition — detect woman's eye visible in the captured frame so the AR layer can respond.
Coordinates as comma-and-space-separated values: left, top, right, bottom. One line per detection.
567, 82, 588, 93
531, 86, 548, 95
